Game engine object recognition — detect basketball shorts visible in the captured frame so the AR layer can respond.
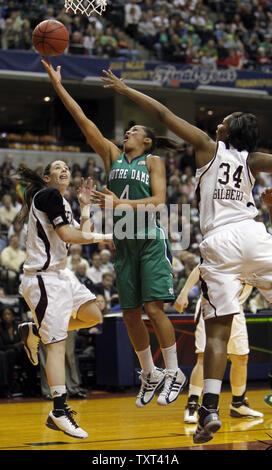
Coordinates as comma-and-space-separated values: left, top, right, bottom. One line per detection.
194, 298, 249, 355
113, 235, 175, 309
199, 219, 272, 320
19, 267, 96, 344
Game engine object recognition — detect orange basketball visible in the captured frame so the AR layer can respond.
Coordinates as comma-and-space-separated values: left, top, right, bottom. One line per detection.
32, 19, 69, 57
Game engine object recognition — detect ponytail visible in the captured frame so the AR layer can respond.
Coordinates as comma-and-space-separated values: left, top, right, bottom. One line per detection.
143, 127, 181, 152
14, 163, 51, 221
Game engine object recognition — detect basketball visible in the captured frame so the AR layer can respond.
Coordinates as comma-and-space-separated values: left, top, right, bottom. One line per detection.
32, 19, 69, 57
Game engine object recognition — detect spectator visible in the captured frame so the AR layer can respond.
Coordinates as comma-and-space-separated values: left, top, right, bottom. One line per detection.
0, 194, 18, 232
0, 234, 26, 294
100, 249, 114, 275
93, 272, 119, 310
95, 294, 109, 316
124, 0, 142, 39
0, 224, 7, 254
69, 30, 85, 55
8, 217, 27, 251
67, 244, 90, 272
0, 306, 37, 397
74, 261, 95, 292
256, 46, 271, 69
86, 252, 104, 285
83, 24, 97, 55
1, 17, 19, 49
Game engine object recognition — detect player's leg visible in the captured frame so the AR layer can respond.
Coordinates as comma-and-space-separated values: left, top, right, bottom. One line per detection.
140, 237, 186, 405
123, 306, 165, 407
227, 311, 263, 418
184, 354, 203, 423
66, 268, 102, 330
193, 314, 234, 444
185, 299, 205, 422
45, 339, 88, 439
229, 354, 263, 418
144, 300, 187, 406
19, 273, 88, 438
68, 299, 102, 331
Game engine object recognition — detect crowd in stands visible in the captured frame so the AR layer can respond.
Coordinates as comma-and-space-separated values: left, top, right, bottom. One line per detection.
0, 0, 272, 71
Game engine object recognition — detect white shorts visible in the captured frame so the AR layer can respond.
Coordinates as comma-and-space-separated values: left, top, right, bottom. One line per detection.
194, 298, 249, 355
199, 219, 272, 320
19, 267, 96, 344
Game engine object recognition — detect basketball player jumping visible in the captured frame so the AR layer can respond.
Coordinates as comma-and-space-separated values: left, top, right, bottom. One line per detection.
41, 58, 187, 409
17, 162, 111, 439
101, 69, 272, 443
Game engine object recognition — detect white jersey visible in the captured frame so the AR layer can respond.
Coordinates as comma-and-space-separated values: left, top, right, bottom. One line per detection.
23, 189, 79, 273
195, 141, 258, 236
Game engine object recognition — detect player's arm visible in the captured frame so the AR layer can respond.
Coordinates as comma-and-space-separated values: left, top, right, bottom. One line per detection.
41, 59, 121, 173
174, 264, 200, 313
36, 187, 112, 245
101, 69, 216, 167
90, 156, 166, 210
55, 224, 112, 244
248, 152, 272, 177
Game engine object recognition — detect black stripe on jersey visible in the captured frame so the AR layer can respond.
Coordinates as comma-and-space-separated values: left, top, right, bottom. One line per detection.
245, 154, 254, 186
200, 276, 217, 317
199, 257, 217, 317
195, 142, 219, 209
35, 214, 51, 270
35, 275, 48, 328
194, 303, 202, 326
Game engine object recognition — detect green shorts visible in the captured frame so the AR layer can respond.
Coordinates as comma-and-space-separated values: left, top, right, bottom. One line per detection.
113, 233, 175, 310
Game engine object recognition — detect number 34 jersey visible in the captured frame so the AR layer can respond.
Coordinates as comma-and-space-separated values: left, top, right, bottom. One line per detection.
195, 140, 258, 237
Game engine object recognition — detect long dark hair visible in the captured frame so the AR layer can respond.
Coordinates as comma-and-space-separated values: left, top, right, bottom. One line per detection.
227, 112, 259, 153
143, 126, 182, 153
14, 163, 52, 221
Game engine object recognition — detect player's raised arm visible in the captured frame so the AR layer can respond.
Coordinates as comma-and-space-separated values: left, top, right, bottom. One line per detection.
41, 59, 121, 173
101, 69, 216, 168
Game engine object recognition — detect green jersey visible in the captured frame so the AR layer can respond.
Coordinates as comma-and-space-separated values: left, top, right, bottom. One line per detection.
107, 152, 155, 238
107, 152, 174, 308
108, 152, 152, 200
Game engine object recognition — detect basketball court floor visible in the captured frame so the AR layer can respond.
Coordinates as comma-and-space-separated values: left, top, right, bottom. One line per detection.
1, 384, 272, 452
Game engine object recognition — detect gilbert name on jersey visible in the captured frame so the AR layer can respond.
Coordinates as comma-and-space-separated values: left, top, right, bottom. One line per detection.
195, 141, 258, 236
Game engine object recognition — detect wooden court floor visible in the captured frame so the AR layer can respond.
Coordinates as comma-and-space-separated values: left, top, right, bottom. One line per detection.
1, 385, 272, 453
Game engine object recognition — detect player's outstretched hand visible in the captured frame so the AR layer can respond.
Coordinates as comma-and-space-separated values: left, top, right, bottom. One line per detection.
41, 57, 62, 85
174, 292, 189, 314
101, 69, 127, 94
261, 187, 272, 207
77, 177, 95, 207
90, 187, 120, 209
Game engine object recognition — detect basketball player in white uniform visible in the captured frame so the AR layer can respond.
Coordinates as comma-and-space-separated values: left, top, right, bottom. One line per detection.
100, 70, 272, 443
17, 161, 111, 439
175, 265, 263, 423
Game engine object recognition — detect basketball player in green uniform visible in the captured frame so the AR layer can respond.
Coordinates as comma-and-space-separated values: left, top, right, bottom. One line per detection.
42, 58, 187, 407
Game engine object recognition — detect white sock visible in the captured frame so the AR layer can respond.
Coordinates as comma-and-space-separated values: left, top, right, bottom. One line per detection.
189, 385, 203, 398
136, 346, 155, 374
50, 385, 66, 398
203, 379, 222, 396
161, 343, 179, 371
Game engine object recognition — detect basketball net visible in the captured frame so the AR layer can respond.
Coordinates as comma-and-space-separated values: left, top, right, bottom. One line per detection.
64, 0, 107, 17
